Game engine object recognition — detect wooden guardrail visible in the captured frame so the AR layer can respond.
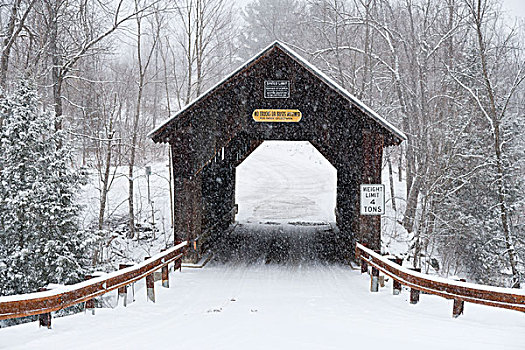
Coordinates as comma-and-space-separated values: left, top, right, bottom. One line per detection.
0, 241, 188, 326
355, 242, 525, 317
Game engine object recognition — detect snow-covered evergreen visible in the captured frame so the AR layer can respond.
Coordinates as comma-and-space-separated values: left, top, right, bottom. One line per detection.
0, 80, 90, 296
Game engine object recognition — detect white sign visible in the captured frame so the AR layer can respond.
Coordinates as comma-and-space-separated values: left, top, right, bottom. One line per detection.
264, 80, 290, 98
360, 184, 385, 215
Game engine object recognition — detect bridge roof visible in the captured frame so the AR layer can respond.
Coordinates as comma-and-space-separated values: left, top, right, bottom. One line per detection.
149, 41, 406, 144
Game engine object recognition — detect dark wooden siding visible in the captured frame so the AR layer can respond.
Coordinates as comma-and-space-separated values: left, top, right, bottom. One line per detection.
156, 44, 400, 259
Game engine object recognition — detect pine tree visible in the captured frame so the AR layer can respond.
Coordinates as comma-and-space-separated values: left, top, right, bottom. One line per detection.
239, 0, 306, 59
0, 80, 90, 296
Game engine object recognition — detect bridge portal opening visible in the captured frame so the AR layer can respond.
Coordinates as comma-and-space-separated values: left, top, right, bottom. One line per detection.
235, 141, 337, 225
210, 141, 341, 264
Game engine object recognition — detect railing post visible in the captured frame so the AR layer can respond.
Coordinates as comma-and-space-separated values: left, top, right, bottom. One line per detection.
160, 249, 169, 288
145, 257, 155, 303
452, 278, 466, 317
162, 263, 169, 288
370, 250, 381, 292
361, 259, 368, 274
409, 268, 421, 304
84, 275, 95, 315
370, 266, 379, 292
388, 257, 403, 295
118, 264, 133, 307
174, 257, 182, 271
38, 288, 51, 329
358, 243, 368, 274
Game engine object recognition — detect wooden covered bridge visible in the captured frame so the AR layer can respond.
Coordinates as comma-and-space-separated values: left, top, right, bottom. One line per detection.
149, 41, 405, 260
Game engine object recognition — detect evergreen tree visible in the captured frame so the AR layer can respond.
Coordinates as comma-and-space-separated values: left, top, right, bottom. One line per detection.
239, 0, 307, 59
0, 80, 89, 296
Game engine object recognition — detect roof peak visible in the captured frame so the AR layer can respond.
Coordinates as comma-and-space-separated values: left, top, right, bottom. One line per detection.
149, 41, 406, 143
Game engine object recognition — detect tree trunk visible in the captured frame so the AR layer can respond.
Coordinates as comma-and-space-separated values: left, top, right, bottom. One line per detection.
128, 0, 158, 239
0, 0, 36, 90
46, 0, 63, 128
398, 144, 403, 182
128, 71, 145, 240
0, 0, 21, 90
184, 3, 193, 105
403, 173, 421, 233
98, 128, 114, 231
387, 153, 396, 211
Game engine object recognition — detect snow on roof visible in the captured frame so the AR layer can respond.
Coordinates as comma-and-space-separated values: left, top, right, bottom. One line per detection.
148, 41, 279, 139
276, 41, 406, 142
149, 41, 406, 143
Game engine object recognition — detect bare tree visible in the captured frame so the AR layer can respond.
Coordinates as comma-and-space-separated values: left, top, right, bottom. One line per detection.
127, 0, 160, 239
174, 0, 235, 104
451, 0, 524, 287
40, 0, 158, 129
0, 0, 37, 89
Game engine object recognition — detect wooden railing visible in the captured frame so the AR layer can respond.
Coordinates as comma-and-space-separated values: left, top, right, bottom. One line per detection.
355, 242, 525, 317
0, 241, 188, 326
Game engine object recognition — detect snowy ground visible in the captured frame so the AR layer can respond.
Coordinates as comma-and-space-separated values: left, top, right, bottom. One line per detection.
79, 161, 175, 267
235, 141, 337, 224
2, 141, 524, 348
2, 263, 524, 350
80, 161, 173, 233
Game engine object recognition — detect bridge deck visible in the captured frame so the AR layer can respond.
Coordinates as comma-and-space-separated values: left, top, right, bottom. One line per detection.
210, 222, 343, 263
2, 261, 524, 349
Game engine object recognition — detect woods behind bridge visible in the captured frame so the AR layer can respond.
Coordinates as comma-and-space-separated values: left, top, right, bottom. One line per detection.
0, 0, 524, 298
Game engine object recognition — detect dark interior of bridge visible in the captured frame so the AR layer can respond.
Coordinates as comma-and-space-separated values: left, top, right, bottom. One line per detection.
205, 141, 346, 264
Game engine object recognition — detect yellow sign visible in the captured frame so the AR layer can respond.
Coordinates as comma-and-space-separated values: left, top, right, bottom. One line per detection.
252, 109, 302, 122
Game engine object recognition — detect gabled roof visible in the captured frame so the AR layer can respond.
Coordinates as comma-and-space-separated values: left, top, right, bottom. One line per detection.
149, 41, 406, 143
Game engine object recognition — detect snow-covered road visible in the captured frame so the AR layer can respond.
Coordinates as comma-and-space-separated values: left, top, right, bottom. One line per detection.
2, 263, 524, 350
236, 141, 337, 224
2, 141, 524, 349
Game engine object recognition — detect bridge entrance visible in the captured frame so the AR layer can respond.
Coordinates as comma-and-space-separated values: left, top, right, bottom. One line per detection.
235, 141, 336, 225
149, 41, 405, 262
209, 140, 338, 263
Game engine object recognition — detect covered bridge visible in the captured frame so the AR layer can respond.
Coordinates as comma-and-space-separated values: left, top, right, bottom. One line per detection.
149, 41, 405, 260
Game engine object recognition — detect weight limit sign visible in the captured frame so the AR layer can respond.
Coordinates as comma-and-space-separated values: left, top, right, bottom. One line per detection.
360, 184, 385, 215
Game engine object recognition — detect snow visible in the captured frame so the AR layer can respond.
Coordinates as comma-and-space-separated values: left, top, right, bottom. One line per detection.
381, 161, 411, 256
80, 162, 173, 231
149, 41, 406, 144
2, 142, 524, 349
235, 141, 336, 224
79, 161, 175, 266
1, 263, 524, 350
